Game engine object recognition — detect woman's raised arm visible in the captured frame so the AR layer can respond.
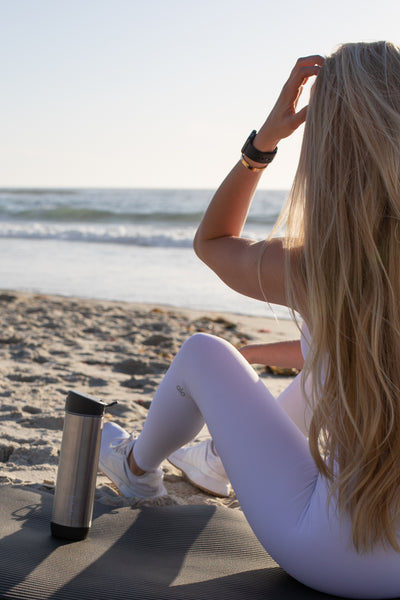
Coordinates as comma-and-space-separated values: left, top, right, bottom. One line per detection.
193, 56, 323, 307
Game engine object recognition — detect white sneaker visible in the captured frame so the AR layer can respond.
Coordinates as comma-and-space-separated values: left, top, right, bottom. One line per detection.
99, 422, 167, 499
168, 439, 231, 497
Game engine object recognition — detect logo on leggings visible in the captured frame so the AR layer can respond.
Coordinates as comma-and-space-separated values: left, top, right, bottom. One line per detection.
176, 385, 186, 397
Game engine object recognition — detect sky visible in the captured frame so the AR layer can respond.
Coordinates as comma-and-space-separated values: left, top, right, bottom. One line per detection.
1, 0, 399, 190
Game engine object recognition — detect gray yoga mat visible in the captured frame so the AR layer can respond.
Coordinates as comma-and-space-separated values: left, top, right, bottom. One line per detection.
0, 485, 352, 599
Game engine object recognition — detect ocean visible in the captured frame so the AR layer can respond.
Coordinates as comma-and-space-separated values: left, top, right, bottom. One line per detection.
0, 188, 291, 318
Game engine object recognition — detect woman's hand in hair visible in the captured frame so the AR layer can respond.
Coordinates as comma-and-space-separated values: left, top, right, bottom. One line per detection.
193, 56, 323, 310
254, 55, 324, 152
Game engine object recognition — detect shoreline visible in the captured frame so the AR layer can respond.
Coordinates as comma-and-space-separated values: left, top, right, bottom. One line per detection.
0, 290, 299, 509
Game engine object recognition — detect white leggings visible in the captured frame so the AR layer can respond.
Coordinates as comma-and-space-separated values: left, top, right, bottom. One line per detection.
133, 333, 400, 599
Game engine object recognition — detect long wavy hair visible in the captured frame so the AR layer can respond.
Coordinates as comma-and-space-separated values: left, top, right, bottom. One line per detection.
284, 41, 400, 552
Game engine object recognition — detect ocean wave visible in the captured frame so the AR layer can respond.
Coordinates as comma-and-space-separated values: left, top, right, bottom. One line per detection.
8, 206, 207, 224
0, 188, 284, 253
0, 219, 269, 248
0, 223, 195, 248
0, 188, 77, 196
0, 188, 285, 227
0, 206, 279, 226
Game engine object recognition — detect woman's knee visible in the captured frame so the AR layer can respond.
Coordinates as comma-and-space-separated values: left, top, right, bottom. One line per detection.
178, 333, 252, 384
181, 332, 235, 362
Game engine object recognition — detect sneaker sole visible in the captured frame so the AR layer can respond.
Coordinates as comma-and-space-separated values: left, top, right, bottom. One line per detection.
99, 468, 125, 496
167, 458, 230, 498
98, 465, 127, 497
99, 464, 168, 499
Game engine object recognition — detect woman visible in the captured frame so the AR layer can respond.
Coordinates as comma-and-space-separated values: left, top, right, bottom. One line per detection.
99, 42, 400, 598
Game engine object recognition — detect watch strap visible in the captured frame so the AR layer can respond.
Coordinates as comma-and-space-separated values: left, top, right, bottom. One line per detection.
241, 130, 278, 164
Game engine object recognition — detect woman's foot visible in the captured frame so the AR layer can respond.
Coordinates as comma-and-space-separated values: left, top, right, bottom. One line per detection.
168, 439, 231, 497
99, 422, 167, 498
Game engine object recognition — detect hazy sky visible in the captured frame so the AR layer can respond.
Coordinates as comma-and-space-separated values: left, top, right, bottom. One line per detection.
1, 0, 399, 189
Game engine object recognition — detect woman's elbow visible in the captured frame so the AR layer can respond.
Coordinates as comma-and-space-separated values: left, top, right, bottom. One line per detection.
193, 232, 207, 263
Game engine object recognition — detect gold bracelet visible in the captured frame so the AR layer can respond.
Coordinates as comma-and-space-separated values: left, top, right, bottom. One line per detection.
240, 156, 268, 172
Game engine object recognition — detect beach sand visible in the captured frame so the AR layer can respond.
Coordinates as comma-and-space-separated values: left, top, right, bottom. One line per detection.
0, 291, 300, 510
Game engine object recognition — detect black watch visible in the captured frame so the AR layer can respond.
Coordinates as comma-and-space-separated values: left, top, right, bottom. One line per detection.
241, 130, 278, 164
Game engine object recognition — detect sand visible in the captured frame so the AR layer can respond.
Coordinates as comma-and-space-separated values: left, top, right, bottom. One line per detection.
0, 291, 300, 510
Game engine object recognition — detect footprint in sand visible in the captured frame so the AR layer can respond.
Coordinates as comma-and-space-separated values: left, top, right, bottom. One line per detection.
19, 415, 64, 430
0, 444, 15, 463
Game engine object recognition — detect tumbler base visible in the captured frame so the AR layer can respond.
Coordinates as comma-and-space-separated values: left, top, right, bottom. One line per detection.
51, 521, 89, 541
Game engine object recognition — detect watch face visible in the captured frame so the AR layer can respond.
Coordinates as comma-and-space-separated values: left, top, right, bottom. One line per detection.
241, 131, 256, 154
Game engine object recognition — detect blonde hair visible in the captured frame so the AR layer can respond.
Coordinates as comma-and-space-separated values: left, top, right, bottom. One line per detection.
285, 41, 400, 552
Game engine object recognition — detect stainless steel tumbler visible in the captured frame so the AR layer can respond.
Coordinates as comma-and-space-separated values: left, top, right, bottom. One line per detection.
51, 390, 116, 540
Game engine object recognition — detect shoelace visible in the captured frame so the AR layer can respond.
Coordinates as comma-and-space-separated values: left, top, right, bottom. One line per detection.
110, 433, 135, 456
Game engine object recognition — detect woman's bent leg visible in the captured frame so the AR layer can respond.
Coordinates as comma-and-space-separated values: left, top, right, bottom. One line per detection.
133, 334, 318, 543
132, 334, 400, 598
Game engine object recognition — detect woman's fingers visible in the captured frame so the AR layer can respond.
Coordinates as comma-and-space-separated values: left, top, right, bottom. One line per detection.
255, 55, 324, 148
291, 54, 325, 74
284, 56, 324, 95
280, 56, 324, 121
284, 62, 323, 103
290, 104, 309, 129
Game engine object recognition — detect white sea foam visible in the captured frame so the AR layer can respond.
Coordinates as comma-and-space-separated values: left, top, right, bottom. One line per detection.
0, 222, 196, 247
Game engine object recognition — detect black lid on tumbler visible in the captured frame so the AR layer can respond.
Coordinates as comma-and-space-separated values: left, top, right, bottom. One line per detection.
65, 390, 116, 416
